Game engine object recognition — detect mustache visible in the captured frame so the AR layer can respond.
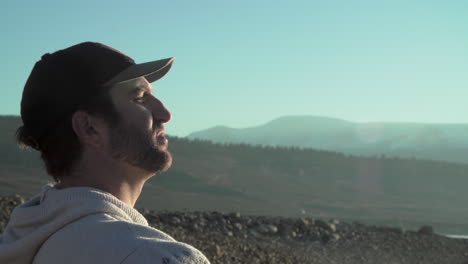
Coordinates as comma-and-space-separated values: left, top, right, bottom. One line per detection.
153, 122, 165, 135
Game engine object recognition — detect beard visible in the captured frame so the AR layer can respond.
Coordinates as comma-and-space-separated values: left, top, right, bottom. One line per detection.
108, 120, 172, 174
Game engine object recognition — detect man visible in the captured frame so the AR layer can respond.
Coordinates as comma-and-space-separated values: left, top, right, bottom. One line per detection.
0, 42, 210, 264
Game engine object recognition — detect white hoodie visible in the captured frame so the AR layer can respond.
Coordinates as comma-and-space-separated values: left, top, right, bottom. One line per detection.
0, 183, 210, 264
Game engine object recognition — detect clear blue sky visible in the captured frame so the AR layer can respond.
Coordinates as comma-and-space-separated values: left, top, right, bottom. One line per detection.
2, 0, 467, 136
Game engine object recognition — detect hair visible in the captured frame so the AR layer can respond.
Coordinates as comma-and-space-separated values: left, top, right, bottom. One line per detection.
16, 88, 120, 182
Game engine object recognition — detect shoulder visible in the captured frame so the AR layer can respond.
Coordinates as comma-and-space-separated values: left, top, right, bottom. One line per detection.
34, 213, 194, 264
121, 240, 211, 264
43, 213, 175, 242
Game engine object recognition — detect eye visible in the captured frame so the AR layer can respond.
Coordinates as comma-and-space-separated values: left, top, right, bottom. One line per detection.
134, 92, 147, 103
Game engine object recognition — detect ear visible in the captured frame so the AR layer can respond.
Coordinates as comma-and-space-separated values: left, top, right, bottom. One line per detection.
71, 111, 107, 149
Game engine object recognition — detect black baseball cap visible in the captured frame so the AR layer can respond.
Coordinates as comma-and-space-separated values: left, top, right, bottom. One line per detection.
18, 42, 175, 149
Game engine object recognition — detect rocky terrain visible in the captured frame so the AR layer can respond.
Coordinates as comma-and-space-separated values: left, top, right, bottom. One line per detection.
1, 195, 468, 264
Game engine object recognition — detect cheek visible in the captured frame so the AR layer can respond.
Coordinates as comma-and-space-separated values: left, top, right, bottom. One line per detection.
119, 104, 154, 130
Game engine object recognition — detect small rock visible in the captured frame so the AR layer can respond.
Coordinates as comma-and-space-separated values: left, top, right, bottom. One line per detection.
394, 226, 405, 234
267, 224, 278, 233
215, 245, 222, 256
315, 219, 335, 232
230, 212, 241, 218
321, 233, 332, 243
257, 224, 268, 233
191, 223, 199, 231
140, 209, 150, 215
418, 225, 434, 235
315, 219, 328, 229
257, 224, 278, 234
234, 222, 243, 231
171, 217, 181, 224
248, 229, 260, 237
14, 194, 25, 204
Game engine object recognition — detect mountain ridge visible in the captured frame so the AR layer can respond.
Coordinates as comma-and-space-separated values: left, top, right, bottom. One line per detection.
188, 115, 468, 164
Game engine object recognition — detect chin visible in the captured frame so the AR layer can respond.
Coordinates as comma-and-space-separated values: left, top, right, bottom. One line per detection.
144, 150, 173, 175
156, 154, 173, 174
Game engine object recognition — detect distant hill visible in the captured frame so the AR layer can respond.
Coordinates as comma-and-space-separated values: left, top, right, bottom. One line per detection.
1, 115, 468, 234
188, 115, 468, 164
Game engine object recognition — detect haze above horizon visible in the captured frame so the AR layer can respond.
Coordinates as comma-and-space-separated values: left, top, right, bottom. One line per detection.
2, 0, 467, 136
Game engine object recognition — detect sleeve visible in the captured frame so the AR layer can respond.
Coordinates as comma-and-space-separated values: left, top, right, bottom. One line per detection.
120, 240, 211, 264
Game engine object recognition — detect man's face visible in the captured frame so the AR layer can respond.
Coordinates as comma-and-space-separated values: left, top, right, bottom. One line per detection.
106, 77, 172, 174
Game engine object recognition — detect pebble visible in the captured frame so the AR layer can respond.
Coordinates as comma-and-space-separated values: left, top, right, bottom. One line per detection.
316, 219, 336, 232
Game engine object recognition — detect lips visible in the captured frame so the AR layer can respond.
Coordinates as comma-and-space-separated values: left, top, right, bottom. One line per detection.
156, 130, 166, 138
155, 130, 168, 146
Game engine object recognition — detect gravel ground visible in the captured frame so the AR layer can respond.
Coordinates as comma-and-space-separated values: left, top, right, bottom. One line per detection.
1, 195, 468, 264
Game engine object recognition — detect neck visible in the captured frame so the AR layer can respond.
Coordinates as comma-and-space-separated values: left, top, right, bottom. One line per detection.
55, 154, 154, 207
55, 178, 145, 207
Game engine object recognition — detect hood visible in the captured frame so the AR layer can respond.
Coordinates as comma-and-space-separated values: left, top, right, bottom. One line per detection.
0, 183, 148, 264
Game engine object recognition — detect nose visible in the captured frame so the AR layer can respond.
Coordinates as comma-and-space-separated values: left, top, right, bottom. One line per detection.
150, 97, 172, 123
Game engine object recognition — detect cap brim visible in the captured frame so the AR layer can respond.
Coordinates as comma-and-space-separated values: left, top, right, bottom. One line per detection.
103, 57, 175, 86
